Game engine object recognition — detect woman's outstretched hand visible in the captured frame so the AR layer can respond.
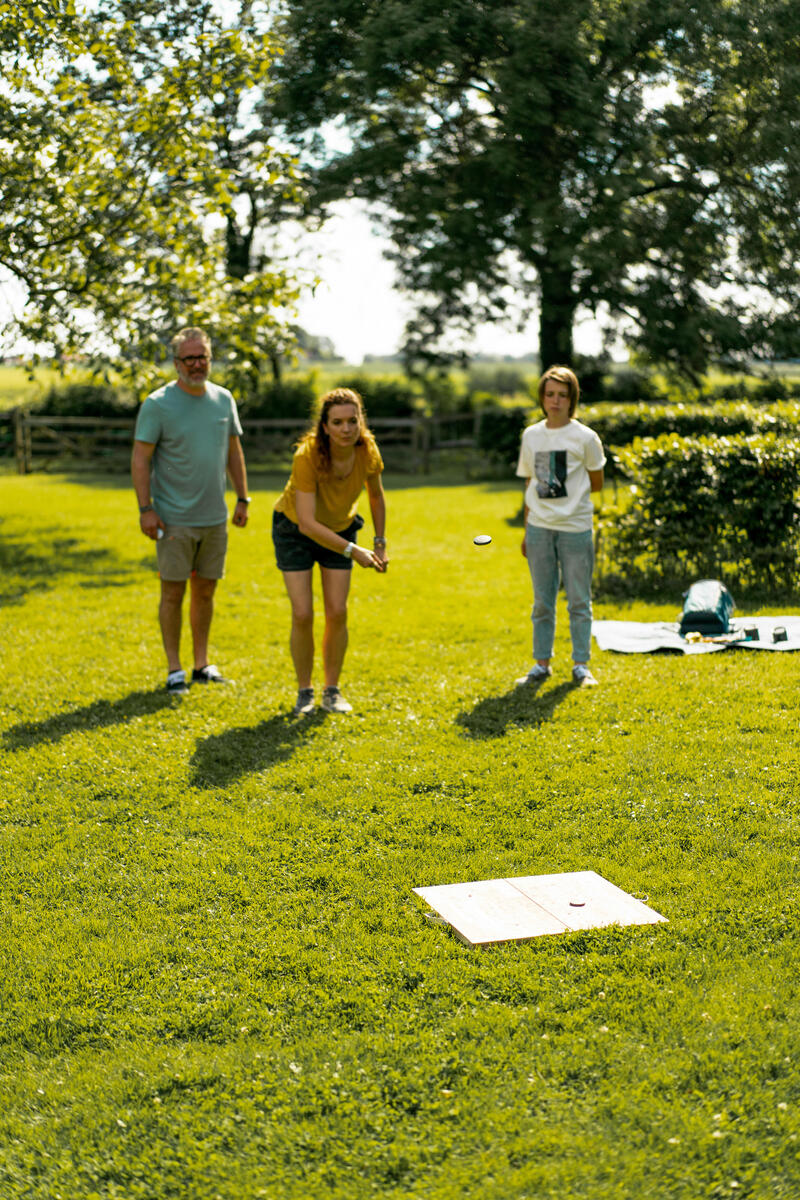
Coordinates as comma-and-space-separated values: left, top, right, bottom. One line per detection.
353, 545, 387, 571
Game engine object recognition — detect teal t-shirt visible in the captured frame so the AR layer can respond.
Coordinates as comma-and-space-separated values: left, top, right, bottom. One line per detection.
134, 381, 243, 525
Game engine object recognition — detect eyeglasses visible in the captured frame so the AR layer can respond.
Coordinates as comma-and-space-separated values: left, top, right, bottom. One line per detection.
177, 354, 210, 365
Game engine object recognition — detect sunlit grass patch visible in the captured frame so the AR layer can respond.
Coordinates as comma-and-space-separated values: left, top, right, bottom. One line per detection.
1, 473, 800, 1198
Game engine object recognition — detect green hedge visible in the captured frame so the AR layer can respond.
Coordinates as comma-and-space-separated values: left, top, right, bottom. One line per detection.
332, 374, 419, 418
236, 375, 317, 420
475, 406, 530, 469
583, 400, 800, 476
606, 432, 800, 593
33, 382, 137, 418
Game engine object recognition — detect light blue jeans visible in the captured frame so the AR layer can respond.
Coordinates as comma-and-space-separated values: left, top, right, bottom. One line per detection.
525, 525, 594, 663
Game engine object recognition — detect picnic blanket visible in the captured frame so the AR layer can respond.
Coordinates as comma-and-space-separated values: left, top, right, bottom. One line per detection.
592, 615, 800, 655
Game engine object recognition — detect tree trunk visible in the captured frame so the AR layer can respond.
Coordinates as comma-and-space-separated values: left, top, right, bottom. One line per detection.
538, 263, 576, 370
225, 216, 254, 280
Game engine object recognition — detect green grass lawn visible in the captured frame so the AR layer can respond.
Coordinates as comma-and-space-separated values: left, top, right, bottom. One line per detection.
1, 472, 799, 1199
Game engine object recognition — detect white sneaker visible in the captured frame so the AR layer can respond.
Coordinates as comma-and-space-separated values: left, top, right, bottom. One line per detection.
166, 669, 190, 695
572, 664, 598, 687
322, 686, 352, 713
515, 664, 552, 686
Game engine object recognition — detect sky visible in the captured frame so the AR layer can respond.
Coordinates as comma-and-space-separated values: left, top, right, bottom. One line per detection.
290, 201, 608, 364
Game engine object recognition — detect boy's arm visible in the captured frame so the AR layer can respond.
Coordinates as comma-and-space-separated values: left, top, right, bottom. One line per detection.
521, 479, 530, 557
587, 429, 605, 492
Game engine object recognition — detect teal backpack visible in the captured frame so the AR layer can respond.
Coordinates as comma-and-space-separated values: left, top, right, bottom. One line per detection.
679, 580, 734, 637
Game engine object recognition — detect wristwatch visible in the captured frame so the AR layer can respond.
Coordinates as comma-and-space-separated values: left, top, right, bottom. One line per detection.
139, 504, 154, 513
237, 496, 251, 504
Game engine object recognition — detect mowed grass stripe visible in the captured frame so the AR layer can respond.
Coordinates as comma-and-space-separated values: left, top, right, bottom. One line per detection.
0, 473, 798, 1199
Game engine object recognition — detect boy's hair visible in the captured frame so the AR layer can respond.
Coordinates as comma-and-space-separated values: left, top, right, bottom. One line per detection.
172, 327, 211, 357
538, 365, 580, 417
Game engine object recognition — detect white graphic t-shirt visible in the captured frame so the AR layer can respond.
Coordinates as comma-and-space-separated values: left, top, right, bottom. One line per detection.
516, 419, 606, 532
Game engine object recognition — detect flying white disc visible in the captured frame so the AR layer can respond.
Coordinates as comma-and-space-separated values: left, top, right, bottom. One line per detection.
473, 534, 492, 546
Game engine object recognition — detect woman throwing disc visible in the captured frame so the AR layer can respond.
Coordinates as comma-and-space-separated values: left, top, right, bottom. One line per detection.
272, 388, 388, 715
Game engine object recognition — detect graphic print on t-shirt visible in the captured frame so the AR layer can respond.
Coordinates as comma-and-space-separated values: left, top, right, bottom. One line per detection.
535, 449, 568, 499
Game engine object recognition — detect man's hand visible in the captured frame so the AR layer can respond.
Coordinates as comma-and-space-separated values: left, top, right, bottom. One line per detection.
140, 509, 165, 540
232, 499, 249, 527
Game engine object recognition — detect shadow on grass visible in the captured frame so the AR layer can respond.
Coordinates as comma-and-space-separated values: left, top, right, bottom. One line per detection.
3, 689, 176, 749
190, 710, 327, 788
456, 680, 574, 740
0, 529, 136, 603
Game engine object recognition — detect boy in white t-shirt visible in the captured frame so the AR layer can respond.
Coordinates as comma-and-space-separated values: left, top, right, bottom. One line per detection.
515, 366, 606, 687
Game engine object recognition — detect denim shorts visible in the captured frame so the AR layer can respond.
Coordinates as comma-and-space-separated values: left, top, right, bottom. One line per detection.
272, 510, 364, 572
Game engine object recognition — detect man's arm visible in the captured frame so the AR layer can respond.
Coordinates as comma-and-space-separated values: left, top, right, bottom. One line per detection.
131, 440, 163, 539
227, 435, 250, 527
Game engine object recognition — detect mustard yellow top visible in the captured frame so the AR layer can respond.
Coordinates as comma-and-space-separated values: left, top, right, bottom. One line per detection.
275, 436, 384, 531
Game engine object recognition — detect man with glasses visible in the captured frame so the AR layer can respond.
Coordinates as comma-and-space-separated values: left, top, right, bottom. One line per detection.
132, 327, 250, 694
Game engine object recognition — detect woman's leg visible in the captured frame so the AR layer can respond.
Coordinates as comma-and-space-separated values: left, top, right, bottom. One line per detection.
558, 530, 595, 664
526, 525, 559, 663
319, 567, 352, 688
282, 570, 315, 687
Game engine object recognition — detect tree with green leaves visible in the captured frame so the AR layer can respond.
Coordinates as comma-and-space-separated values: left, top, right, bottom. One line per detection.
275, 0, 800, 378
0, 0, 303, 382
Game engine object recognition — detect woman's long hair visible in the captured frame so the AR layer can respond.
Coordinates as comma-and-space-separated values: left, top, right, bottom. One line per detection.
299, 388, 378, 473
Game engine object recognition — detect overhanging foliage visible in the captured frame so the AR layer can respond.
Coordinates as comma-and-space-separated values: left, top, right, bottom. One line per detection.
275, 0, 800, 376
0, 1, 304, 374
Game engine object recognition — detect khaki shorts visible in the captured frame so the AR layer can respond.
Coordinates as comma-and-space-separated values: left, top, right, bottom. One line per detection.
157, 522, 228, 581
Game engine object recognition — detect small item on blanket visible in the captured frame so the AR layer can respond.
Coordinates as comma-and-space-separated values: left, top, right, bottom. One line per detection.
679, 579, 734, 637
685, 628, 748, 646
773, 625, 788, 643
744, 625, 759, 641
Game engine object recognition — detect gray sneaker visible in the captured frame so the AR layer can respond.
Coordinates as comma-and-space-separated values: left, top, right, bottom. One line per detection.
515, 663, 552, 686
292, 687, 315, 716
572, 664, 598, 687
322, 686, 352, 714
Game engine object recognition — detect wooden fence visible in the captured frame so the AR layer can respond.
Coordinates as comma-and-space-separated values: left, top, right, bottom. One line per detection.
5, 409, 484, 475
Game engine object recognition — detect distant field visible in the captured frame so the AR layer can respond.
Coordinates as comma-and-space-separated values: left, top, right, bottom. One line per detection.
0, 364, 67, 410
1, 472, 800, 1198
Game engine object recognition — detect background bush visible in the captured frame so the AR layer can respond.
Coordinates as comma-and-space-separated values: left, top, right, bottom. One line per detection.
235, 375, 317, 420
33, 382, 137, 418
333, 374, 420, 418
475, 405, 531, 470
606, 431, 800, 594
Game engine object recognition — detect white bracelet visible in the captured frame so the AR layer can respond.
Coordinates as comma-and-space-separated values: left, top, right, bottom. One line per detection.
342, 541, 355, 558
